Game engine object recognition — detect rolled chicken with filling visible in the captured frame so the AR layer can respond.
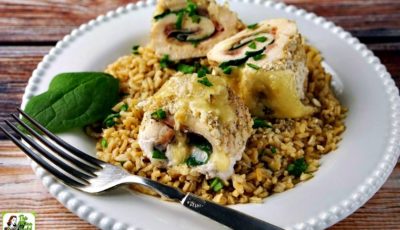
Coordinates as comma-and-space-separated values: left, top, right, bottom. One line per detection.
138, 74, 252, 180
208, 18, 315, 118
150, 0, 244, 60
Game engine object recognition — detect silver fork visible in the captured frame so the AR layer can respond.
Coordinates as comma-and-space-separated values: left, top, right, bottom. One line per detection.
1, 108, 282, 230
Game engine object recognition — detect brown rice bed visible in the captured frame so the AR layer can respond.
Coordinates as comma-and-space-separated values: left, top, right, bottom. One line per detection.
95, 45, 347, 205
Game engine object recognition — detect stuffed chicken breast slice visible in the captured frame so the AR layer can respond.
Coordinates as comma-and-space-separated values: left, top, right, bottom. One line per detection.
150, 0, 244, 60
138, 74, 252, 179
208, 18, 315, 118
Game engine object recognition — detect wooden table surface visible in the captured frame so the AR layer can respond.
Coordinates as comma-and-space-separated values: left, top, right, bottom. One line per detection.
0, 0, 399, 229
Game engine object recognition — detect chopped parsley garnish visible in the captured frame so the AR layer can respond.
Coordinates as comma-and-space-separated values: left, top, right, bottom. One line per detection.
252, 118, 272, 129
247, 63, 260, 70
186, 0, 197, 15
160, 54, 172, 68
186, 0, 200, 23
120, 103, 128, 112
151, 108, 167, 120
286, 157, 308, 177
198, 77, 213, 87
197, 66, 210, 78
255, 36, 267, 42
131, 45, 140, 54
191, 40, 200, 47
209, 177, 224, 192
190, 14, 201, 23
103, 113, 121, 128
175, 11, 184, 29
248, 41, 257, 49
253, 54, 265, 61
222, 66, 232, 75
247, 23, 258, 30
271, 146, 277, 154
101, 138, 108, 148
287, 158, 308, 177
152, 149, 167, 159
177, 63, 195, 74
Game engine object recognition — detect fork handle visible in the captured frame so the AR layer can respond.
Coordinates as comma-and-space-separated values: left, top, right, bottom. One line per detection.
181, 193, 283, 230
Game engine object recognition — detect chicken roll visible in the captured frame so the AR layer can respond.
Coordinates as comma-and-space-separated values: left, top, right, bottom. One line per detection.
208, 18, 315, 118
138, 74, 252, 179
150, 0, 244, 60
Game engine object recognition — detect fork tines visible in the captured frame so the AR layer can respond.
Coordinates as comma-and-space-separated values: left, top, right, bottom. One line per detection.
0, 108, 105, 187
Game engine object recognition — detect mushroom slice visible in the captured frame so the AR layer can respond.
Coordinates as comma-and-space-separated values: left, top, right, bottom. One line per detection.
209, 18, 316, 118
150, 0, 245, 60
138, 73, 252, 179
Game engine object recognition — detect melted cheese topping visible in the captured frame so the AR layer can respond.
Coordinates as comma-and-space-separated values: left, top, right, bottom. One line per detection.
151, 74, 235, 126
166, 132, 190, 165
147, 74, 237, 173
209, 149, 230, 172
239, 69, 315, 118
188, 84, 234, 124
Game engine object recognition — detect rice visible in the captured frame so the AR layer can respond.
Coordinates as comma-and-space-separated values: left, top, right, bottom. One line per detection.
96, 44, 347, 205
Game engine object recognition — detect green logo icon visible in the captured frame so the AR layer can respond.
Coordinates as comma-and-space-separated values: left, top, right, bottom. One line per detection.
2, 212, 35, 230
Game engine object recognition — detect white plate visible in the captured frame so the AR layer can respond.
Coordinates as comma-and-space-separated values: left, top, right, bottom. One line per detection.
22, 0, 400, 229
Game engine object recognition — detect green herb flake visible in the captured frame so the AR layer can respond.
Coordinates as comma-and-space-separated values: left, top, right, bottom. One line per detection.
255, 36, 267, 42
252, 118, 272, 129
247, 23, 258, 30
177, 63, 195, 74
175, 11, 184, 29
120, 103, 128, 112
185, 0, 201, 23
197, 66, 210, 78
152, 149, 167, 159
101, 138, 108, 148
191, 40, 200, 47
222, 66, 232, 75
247, 63, 260, 70
198, 77, 213, 87
103, 113, 121, 128
151, 108, 167, 121
287, 158, 308, 177
209, 177, 224, 192
191, 14, 201, 23
253, 54, 265, 61
131, 45, 140, 54
248, 41, 257, 49
186, 0, 198, 15
271, 146, 277, 154
160, 54, 171, 69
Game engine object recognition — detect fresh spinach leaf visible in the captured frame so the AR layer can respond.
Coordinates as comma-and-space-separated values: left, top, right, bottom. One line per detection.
23, 72, 120, 133
287, 158, 308, 177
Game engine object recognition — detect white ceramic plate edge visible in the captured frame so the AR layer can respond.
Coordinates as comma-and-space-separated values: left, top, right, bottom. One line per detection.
22, 0, 400, 229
